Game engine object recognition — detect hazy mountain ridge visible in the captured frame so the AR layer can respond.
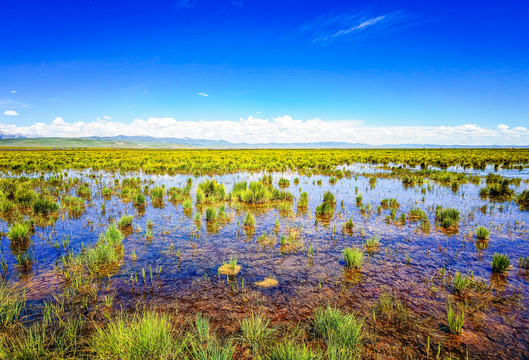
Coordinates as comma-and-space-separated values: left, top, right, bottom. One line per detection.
0, 135, 525, 148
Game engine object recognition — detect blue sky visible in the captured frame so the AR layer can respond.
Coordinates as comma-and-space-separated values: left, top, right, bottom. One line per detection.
0, 0, 528, 144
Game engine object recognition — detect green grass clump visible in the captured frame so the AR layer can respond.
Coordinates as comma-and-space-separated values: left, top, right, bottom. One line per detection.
313, 306, 364, 359
237, 182, 270, 204
0, 323, 47, 358
278, 178, 290, 187
83, 223, 124, 273
297, 192, 308, 209
407, 208, 426, 221
150, 186, 165, 202
343, 247, 363, 269
205, 207, 218, 222
104, 223, 124, 247
0, 316, 85, 358
315, 202, 333, 216
355, 193, 362, 204
322, 191, 335, 204
33, 196, 59, 214
475, 225, 490, 240
381, 198, 400, 209
132, 192, 146, 206
446, 300, 464, 335
101, 187, 113, 197
14, 187, 36, 207
0, 282, 26, 327
491, 253, 509, 273
118, 215, 133, 228
7, 222, 31, 243
374, 292, 410, 324
91, 311, 182, 360
434, 206, 460, 229
452, 271, 474, 295
62, 196, 86, 216
168, 184, 191, 201
197, 179, 226, 203
363, 236, 380, 249
239, 311, 276, 355
244, 213, 256, 228
479, 179, 514, 200
231, 181, 293, 205
182, 199, 193, 211
76, 183, 91, 197
190, 313, 235, 360
516, 190, 529, 208
315, 191, 336, 217
0, 199, 15, 212
278, 202, 292, 213
344, 219, 354, 231
268, 340, 323, 360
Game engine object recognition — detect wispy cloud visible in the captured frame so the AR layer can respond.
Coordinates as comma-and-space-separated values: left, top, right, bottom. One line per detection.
198, 92, 209, 97
0, 99, 29, 108
0, 116, 527, 146
303, 10, 415, 44
175, 0, 197, 9
10, 90, 16, 94
4, 110, 19, 116
317, 15, 386, 42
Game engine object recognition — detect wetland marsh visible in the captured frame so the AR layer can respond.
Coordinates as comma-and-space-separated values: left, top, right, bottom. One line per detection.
1, 149, 529, 359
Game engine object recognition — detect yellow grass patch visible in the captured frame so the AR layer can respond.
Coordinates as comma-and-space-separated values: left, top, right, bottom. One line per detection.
218, 264, 241, 276
255, 277, 278, 288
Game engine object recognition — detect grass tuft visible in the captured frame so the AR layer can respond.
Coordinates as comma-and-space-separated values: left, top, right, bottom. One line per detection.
435, 207, 460, 229
491, 253, 509, 273
91, 310, 183, 359
343, 247, 363, 269
475, 225, 490, 240
446, 300, 464, 335
314, 305, 364, 359
0, 282, 26, 327
7, 222, 31, 244
239, 311, 276, 355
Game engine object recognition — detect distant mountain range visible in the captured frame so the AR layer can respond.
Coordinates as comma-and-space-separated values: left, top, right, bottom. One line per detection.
0, 134, 526, 148
86, 136, 371, 148
0, 131, 35, 139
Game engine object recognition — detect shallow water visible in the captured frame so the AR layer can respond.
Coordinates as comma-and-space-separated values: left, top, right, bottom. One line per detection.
1, 166, 529, 358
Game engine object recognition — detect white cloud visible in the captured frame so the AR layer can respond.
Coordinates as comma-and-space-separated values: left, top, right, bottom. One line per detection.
310, 11, 414, 43
52, 117, 65, 125
10, 90, 16, 93
198, 92, 209, 97
0, 115, 527, 145
4, 110, 19, 116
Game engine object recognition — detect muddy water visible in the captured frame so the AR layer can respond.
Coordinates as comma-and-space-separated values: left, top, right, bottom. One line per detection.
1, 167, 529, 359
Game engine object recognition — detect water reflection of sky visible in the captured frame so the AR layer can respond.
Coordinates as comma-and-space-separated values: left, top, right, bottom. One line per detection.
0, 167, 528, 356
